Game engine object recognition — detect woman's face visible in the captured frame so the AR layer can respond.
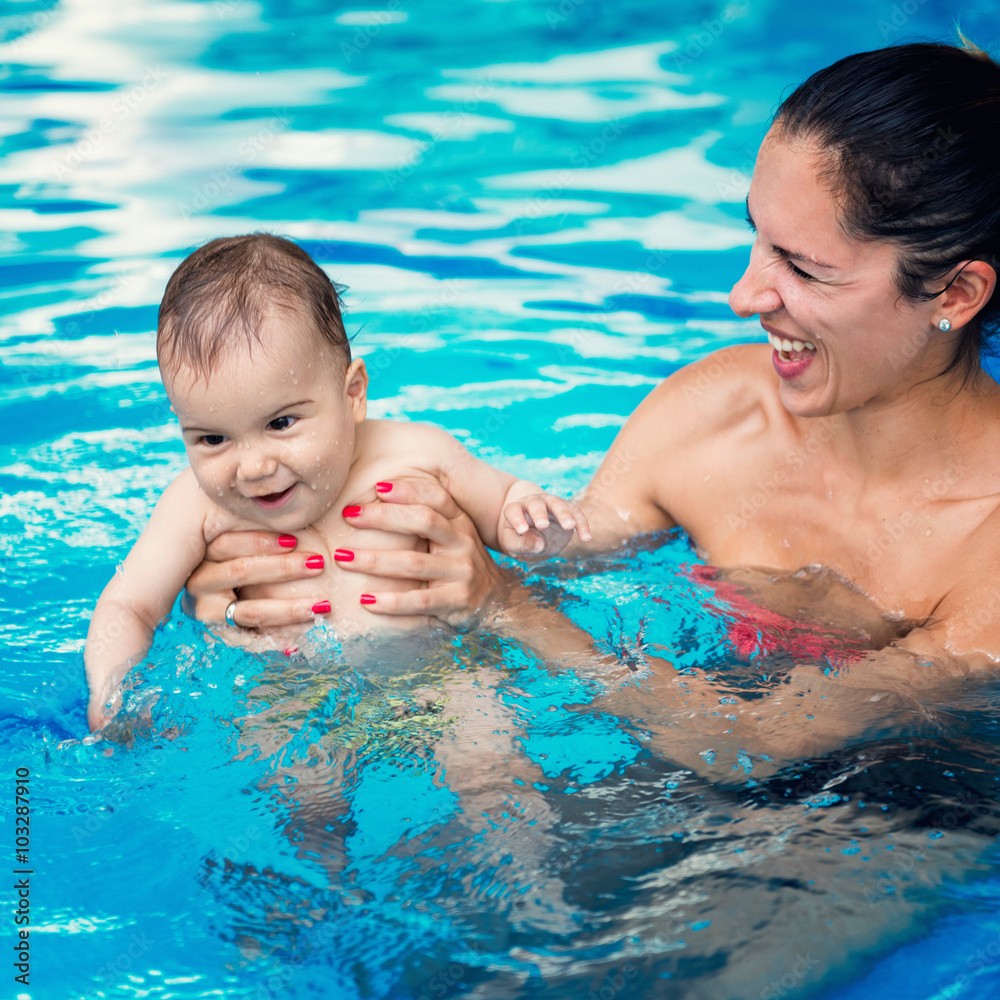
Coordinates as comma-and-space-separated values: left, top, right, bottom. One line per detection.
729, 131, 946, 418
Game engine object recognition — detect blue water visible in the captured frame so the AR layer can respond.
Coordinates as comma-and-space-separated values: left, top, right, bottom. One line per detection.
4, 1, 1000, 997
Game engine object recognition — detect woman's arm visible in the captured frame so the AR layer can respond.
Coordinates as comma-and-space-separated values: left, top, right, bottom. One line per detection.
179, 479, 969, 773
337, 484, 969, 771
339, 507, 943, 776
566, 345, 769, 555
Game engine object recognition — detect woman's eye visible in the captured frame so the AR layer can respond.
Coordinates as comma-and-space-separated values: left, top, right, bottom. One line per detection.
200, 434, 226, 447
785, 259, 816, 281
269, 415, 296, 431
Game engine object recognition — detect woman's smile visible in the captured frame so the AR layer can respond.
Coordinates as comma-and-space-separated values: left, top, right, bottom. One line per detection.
763, 325, 818, 380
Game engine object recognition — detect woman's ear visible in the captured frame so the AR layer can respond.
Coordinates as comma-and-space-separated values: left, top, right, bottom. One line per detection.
344, 358, 368, 423
938, 260, 997, 331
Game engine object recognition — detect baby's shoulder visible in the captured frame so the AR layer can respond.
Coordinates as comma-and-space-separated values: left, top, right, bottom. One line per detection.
159, 466, 237, 542
359, 418, 461, 474
159, 466, 207, 510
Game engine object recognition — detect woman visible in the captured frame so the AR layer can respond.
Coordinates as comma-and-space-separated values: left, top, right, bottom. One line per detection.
183, 42, 1000, 762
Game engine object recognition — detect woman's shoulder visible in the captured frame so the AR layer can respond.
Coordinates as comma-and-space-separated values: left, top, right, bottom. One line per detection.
635, 343, 780, 443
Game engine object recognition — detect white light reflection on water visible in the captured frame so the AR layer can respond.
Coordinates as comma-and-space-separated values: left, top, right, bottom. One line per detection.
4, 1, 1000, 998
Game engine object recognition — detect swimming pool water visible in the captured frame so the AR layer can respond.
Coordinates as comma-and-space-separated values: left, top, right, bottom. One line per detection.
4, 0, 1000, 997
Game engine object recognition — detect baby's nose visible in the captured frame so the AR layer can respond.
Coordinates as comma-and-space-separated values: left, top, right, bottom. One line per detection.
236, 445, 278, 481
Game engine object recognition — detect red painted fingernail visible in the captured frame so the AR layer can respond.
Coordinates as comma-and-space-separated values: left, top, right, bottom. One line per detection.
360, 594, 376, 605
334, 549, 354, 562
278, 534, 297, 548
312, 601, 331, 614
342, 505, 361, 517
376, 482, 393, 493
305, 555, 324, 569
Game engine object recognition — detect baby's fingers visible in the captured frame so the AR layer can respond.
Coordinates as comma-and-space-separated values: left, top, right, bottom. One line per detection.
522, 494, 552, 530
503, 501, 533, 536
567, 501, 592, 542
543, 495, 583, 531
537, 495, 592, 541
503, 527, 545, 555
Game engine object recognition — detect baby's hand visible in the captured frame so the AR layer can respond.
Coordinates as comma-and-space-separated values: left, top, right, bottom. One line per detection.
500, 493, 592, 560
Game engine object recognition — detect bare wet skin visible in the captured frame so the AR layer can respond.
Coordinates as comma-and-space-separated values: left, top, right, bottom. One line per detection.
706, 562, 915, 648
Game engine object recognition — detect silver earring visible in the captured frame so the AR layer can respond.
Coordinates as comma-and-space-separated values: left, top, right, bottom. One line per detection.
938, 318, 952, 332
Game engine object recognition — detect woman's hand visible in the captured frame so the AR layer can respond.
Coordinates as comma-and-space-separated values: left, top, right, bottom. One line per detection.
183, 532, 327, 628
338, 479, 513, 628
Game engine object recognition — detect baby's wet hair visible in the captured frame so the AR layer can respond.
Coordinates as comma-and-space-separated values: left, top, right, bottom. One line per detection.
157, 233, 350, 378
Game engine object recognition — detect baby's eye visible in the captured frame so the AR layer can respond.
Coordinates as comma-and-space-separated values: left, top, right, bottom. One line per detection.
269, 415, 296, 431
199, 434, 226, 447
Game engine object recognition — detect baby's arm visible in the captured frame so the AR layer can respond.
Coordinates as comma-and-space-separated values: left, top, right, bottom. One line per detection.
418, 427, 589, 559
85, 469, 209, 731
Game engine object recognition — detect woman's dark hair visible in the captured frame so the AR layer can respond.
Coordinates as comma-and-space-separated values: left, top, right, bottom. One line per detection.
773, 41, 1000, 378
158, 233, 350, 378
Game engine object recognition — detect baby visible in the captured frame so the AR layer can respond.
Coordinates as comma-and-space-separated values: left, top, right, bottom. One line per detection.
84, 234, 589, 730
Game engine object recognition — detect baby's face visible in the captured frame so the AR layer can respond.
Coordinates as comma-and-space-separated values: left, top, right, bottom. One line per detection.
164, 310, 366, 532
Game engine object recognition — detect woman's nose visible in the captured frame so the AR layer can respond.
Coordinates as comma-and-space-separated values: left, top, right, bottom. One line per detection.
729, 243, 783, 318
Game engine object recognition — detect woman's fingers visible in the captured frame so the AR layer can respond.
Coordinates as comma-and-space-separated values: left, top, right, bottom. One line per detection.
356, 583, 484, 623
343, 498, 460, 547
225, 598, 327, 629
190, 590, 326, 627
203, 530, 299, 561
184, 532, 326, 629
186, 550, 324, 595
341, 477, 515, 627
372, 478, 464, 518
335, 546, 458, 582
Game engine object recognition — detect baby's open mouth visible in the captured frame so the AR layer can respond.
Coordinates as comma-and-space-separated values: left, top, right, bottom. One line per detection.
251, 485, 296, 508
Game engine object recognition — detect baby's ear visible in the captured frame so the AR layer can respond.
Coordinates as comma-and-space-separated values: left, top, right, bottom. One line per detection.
344, 358, 368, 422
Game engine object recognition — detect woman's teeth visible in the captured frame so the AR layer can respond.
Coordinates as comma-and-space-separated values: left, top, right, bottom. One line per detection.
766, 332, 816, 356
